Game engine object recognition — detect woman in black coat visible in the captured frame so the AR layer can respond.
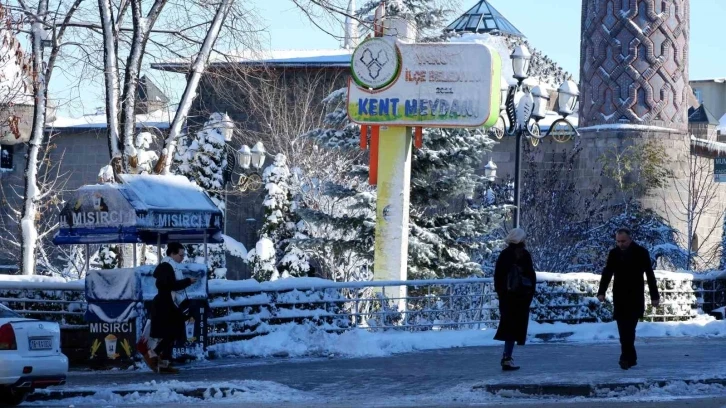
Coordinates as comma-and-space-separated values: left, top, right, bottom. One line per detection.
150, 242, 196, 373
494, 228, 536, 371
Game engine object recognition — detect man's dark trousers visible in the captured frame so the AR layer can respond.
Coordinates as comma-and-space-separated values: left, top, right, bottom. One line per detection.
616, 317, 639, 364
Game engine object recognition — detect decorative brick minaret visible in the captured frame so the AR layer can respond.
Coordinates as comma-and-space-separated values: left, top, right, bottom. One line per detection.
577, 1, 709, 264
579, 0, 690, 132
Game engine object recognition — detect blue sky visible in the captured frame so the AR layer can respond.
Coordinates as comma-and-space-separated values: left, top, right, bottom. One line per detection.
55, 0, 726, 117
252, 0, 726, 81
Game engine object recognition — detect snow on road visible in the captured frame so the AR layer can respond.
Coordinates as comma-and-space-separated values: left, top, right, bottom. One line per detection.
31, 380, 315, 406
31, 379, 726, 407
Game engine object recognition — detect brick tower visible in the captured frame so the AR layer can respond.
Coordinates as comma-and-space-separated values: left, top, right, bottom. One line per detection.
579, 0, 690, 131
577, 0, 713, 263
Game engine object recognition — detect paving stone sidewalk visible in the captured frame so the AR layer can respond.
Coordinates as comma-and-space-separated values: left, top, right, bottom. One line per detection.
33, 337, 726, 404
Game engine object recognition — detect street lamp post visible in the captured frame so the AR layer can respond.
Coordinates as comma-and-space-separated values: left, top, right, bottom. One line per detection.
234, 141, 266, 192
492, 44, 580, 228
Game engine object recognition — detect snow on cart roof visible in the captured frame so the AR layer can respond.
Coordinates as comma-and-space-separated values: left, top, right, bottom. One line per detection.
53, 175, 223, 245
119, 174, 219, 212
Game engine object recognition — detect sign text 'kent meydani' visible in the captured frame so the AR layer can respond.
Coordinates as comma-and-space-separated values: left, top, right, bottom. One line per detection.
348, 40, 501, 128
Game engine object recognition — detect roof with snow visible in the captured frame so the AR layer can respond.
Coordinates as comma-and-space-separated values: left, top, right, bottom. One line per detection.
47, 108, 172, 130
53, 174, 223, 245
152, 49, 353, 72
690, 135, 726, 158
690, 78, 726, 84
445, 0, 524, 38
688, 104, 719, 125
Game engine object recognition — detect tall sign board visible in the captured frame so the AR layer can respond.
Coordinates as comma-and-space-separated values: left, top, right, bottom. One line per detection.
346, 36, 500, 303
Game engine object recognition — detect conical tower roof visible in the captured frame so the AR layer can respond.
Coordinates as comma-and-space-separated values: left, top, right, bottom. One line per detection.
445, 0, 524, 38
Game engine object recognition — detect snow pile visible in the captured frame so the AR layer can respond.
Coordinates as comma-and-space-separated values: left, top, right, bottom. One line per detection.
120, 174, 219, 212
222, 234, 247, 258
211, 315, 726, 359
594, 381, 726, 400
38, 379, 315, 405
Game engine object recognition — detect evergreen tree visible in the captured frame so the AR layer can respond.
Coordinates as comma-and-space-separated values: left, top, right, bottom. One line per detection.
293, 163, 376, 283
174, 113, 228, 278
301, 97, 507, 281
247, 154, 310, 281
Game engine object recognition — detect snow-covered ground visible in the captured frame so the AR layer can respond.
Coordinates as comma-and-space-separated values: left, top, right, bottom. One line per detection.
32, 381, 726, 407
210, 314, 726, 359
32, 380, 316, 406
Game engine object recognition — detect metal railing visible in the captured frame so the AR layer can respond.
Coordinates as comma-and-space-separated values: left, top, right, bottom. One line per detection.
0, 273, 722, 340
0, 281, 86, 329
206, 274, 716, 341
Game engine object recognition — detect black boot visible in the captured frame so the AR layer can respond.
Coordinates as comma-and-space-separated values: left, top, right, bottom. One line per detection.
501, 357, 520, 371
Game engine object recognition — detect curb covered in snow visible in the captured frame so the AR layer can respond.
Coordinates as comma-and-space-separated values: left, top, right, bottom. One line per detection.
28, 385, 255, 402
475, 378, 726, 398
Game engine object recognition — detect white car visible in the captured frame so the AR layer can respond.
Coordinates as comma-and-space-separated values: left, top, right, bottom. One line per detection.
0, 303, 68, 407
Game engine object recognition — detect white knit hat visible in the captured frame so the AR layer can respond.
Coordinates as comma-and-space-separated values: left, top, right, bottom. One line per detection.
505, 228, 527, 245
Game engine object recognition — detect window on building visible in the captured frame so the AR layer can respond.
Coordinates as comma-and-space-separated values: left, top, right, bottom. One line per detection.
693, 88, 703, 104
0, 145, 13, 171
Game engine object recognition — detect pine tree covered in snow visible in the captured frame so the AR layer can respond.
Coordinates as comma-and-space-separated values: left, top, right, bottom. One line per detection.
173, 113, 228, 278
293, 164, 376, 283
247, 154, 310, 281
407, 127, 508, 279
301, 94, 506, 281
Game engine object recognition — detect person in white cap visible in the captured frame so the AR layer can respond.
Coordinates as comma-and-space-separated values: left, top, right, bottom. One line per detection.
494, 228, 536, 371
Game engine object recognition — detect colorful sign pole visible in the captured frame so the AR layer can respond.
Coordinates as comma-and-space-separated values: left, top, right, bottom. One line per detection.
348, 15, 500, 310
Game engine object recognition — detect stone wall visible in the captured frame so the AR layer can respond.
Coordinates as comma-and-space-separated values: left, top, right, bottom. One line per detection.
580, 0, 690, 131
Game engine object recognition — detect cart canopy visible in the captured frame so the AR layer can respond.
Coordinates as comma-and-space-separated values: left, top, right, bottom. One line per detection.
53, 174, 223, 245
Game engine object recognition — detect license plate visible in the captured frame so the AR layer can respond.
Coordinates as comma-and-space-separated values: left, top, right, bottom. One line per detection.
29, 338, 53, 350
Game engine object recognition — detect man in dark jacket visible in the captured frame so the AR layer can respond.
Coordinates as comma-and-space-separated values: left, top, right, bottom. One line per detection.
597, 228, 660, 370
150, 242, 196, 374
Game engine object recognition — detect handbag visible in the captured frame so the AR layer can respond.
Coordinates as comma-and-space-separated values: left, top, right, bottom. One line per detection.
507, 258, 534, 295
178, 289, 192, 320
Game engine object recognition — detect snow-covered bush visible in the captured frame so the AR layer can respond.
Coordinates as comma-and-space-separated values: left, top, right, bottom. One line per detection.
246, 237, 277, 282
98, 244, 119, 269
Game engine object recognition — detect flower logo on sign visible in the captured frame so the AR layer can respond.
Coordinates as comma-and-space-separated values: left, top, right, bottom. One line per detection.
352, 38, 399, 89
360, 48, 389, 80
